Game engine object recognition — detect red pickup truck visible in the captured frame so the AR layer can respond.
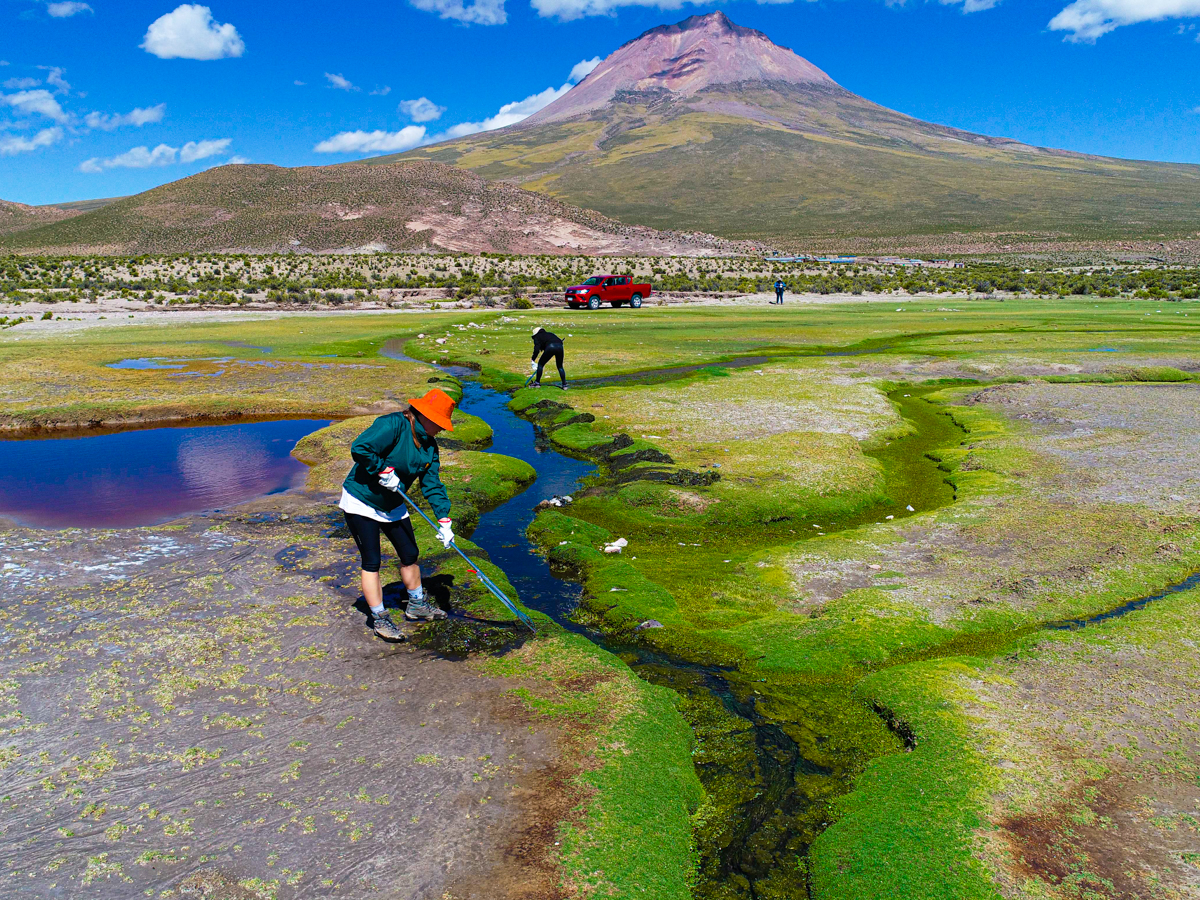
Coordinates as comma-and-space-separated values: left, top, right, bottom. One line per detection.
564, 275, 652, 310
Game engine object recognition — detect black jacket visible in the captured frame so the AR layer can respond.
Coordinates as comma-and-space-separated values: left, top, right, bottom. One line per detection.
531, 329, 563, 359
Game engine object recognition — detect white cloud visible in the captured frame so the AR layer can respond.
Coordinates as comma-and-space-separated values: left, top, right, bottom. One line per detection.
529, 0, 663, 20
41, 67, 70, 94
409, 0, 506, 25
1, 89, 69, 122
4, 77, 41, 90
0, 126, 63, 156
937, 0, 1000, 10
399, 96, 445, 122
47, 1, 93, 17
141, 4, 245, 60
293, 80, 305, 86
179, 137, 230, 161
226, 154, 250, 164
84, 103, 165, 130
1050, 0, 1200, 40
325, 72, 355, 90
568, 57, 601, 83
317, 58, 595, 156
370, 85, 391, 96
439, 57, 596, 138
313, 125, 428, 154
79, 137, 231, 171
84, 143, 177, 169
445, 84, 571, 137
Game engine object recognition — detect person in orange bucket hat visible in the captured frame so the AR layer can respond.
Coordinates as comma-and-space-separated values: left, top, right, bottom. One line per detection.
338, 388, 457, 641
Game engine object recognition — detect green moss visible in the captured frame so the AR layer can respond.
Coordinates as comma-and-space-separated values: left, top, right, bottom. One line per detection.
810, 658, 1001, 900
479, 632, 704, 899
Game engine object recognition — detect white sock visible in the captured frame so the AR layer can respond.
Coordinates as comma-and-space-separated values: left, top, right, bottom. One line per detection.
369, 603, 385, 618
408, 586, 425, 603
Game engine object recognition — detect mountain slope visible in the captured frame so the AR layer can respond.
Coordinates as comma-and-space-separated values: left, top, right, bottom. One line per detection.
384, 11, 1200, 246
0, 159, 755, 255
0, 199, 79, 236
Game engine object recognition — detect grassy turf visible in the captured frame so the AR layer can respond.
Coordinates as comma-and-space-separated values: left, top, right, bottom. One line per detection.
7, 297, 1200, 899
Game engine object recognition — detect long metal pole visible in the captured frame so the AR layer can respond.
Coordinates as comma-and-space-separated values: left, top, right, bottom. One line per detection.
394, 486, 536, 633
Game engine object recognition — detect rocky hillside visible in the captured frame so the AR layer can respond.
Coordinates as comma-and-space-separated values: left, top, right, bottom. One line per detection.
0, 159, 760, 256
0, 200, 79, 236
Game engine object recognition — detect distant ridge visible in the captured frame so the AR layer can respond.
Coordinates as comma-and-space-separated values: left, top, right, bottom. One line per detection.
0, 159, 760, 256
388, 11, 1200, 246
0, 199, 80, 236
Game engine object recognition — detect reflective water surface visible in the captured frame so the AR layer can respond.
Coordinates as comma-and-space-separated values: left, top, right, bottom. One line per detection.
0, 419, 330, 528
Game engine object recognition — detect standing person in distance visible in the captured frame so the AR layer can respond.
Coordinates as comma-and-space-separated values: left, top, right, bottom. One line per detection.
338, 388, 458, 642
530, 326, 567, 390
773, 278, 787, 305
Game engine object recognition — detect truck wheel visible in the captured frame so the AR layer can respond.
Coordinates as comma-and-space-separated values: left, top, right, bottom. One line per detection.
630, 294, 642, 308
587, 295, 600, 310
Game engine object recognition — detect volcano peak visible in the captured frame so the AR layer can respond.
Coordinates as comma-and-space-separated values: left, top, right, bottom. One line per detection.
524, 10, 834, 125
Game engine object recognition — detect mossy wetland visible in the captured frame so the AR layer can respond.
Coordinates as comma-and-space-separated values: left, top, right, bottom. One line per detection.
3, 295, 1200, 899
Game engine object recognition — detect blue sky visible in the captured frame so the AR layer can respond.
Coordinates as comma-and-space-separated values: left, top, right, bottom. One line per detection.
2, 0, 1199, 205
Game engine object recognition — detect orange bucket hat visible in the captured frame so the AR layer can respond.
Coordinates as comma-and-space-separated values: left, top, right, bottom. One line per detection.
409, 388, 456, 431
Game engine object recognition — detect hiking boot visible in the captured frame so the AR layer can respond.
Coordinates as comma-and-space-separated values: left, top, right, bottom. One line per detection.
558, 384, 568, 391
532, 381, 542, 388
371, 612, 406, 642
405, 598, 448, 621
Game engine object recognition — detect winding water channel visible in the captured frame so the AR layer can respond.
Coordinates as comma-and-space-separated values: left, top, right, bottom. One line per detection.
438, 368, 964, 899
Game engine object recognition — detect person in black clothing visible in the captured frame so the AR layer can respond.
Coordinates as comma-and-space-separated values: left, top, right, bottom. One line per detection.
773, 279, 787, 304
531, 326, 567, 389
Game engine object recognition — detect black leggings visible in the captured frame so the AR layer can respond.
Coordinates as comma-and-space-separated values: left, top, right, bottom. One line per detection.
536, 343, 566, 385
344, 512, 419, 573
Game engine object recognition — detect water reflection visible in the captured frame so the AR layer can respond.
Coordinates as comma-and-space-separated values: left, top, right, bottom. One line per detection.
0, 419, 328, 528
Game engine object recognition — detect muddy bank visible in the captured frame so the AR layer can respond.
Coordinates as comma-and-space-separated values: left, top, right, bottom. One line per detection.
0, 498, 569, 899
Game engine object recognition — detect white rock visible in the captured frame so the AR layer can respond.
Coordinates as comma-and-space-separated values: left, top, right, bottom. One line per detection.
885, 515, 894, 520
604, 545, 622, 554
868, 564, 882, 570
906, 505, 915, 511
435, 338, 446, 345
561, 495, 573, 503
612, 537, 628, 548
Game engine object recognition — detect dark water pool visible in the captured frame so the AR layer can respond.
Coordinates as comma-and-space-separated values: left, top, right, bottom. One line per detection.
0, 419, 330, 528
456, 382, 594, 620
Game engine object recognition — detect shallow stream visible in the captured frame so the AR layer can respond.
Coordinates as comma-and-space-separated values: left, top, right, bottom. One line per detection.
436, 370, 965, 899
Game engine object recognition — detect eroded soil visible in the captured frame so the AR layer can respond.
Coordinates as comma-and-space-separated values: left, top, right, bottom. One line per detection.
0, 491, 564, 900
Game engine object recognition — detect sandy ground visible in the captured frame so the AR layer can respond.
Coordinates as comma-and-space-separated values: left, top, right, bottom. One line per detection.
0, 488, 564, 900
0, 292, 927, 339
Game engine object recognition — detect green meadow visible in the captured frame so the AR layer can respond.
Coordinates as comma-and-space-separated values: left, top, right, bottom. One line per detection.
3, 295, 1199, 899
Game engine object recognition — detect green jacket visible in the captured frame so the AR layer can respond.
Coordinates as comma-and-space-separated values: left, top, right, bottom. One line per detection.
343, 412, 451, 519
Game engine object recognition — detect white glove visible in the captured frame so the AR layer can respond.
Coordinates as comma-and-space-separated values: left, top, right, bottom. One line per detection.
530, 360, 538, 372
437, 518, 454, 548
378, 467, 400, 491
